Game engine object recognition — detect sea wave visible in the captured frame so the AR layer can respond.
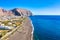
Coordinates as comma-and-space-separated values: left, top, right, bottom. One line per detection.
28, 17, 34, 40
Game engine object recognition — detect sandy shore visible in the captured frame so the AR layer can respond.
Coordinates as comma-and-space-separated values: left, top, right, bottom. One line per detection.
6, 17, 33, 40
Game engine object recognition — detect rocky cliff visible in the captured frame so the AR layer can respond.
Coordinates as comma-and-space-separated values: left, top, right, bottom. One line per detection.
11, 8, 32, 16
0, 8, 14, 16
0, 8, 32, 16
0, 8, 33, 40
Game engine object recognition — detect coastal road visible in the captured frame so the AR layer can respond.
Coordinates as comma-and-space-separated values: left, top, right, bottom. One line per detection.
7, 18, 33, 40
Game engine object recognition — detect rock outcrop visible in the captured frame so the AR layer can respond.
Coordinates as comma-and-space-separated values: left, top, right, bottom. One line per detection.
11, 8, 32, 16
0, 8, 14, 16
0, 8, 32, 16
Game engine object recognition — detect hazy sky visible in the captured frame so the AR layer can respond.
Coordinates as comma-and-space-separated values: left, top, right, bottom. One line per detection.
0, 0, 60, 15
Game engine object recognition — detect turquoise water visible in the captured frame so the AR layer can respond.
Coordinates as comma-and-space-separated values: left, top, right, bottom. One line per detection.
30, 15, 60, 40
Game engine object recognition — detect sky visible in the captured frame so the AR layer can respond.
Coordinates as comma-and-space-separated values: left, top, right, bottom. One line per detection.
0, 0, 60, 15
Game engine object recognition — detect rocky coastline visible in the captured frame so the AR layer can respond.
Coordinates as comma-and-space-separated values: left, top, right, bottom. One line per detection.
29, 18, 34, 40
0, 8, 33, 40
6, 17, 34, 40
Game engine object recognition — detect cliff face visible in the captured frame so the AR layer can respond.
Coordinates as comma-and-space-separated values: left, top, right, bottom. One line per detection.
0, 8, 14, 16
11, 8, 32, 16
0, 8, 32, 16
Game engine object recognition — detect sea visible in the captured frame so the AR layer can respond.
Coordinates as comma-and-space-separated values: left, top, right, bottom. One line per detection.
30, 15, 60, 40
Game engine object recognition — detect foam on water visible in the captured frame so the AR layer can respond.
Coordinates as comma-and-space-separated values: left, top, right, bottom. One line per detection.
30, 15, 60, 40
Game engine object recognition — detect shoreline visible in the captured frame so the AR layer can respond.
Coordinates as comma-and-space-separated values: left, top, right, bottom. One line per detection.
0, 17, 34, 40
28, 17, 34, 40
7, 17, 34, 40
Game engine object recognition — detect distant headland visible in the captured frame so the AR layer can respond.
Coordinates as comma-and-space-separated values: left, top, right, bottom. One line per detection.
0, 8, 32, 16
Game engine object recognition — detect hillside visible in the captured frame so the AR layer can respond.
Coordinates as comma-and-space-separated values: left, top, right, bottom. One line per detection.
0, 8, 32, 16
